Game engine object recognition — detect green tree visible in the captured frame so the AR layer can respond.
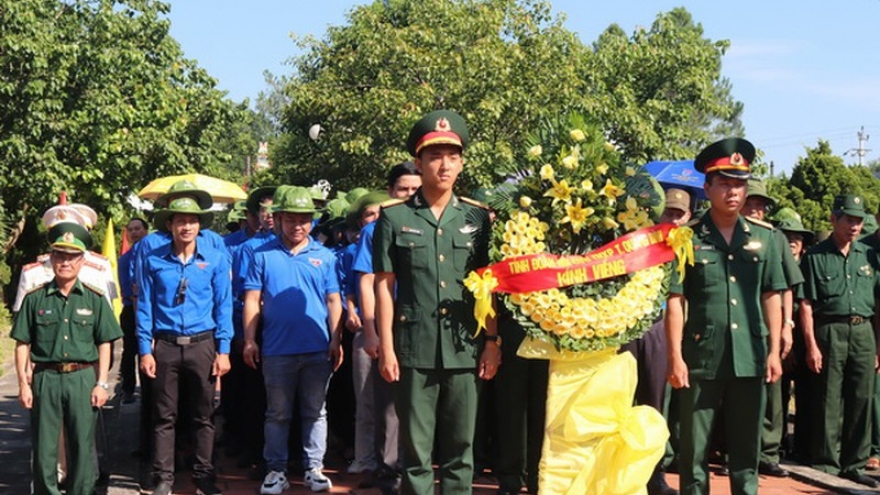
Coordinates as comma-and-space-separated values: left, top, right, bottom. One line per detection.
0, 0, 250, 300
769, 140, 880, 232
583, 8, 743, 163
274, 1, 739, 193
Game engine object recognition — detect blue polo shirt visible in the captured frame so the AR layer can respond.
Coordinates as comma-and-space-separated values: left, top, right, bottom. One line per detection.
224, 228, 251, 254
352, 221, 376, 275
231, 231, 276, 339
118, 249, 135, 307
136, 240, 233, 355
244, 237, 340, 357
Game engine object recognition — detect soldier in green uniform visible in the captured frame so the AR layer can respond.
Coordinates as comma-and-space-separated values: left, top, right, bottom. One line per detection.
800, 194, 880, 487
12, 222, 123, 495
743, 179, 804, 477
666, 138, 786, 495
374, 109, 501, 495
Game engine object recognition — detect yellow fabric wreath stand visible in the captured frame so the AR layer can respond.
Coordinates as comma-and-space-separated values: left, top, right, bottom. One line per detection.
519, 340, 669, 495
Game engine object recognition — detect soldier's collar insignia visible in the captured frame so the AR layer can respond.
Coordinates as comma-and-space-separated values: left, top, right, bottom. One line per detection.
413, 194, 422, 207
76, 308, 93, 316
401, 226, 423, 235
700, 224, 710, 236
459, 224, 478, 234
744, 240, 762, 251
435, 117, 450, 132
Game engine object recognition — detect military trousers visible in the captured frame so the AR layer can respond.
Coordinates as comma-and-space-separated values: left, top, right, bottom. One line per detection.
810, 320, 874, 475
679, 376, 764, 495
31, 367, 98, 495
397, 367, 478, 495
760, 380, 784, 463
494, 320, 548, 494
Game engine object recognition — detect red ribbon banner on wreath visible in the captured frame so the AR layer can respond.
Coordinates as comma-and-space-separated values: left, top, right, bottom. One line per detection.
477, 223, 679, 294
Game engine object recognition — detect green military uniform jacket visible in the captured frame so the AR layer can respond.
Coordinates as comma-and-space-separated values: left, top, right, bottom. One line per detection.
802, 238, 880, 316
776, 229, 805, 288
373, 190, 491, 369
11, 279, 123, 361
670, 214, 786, 379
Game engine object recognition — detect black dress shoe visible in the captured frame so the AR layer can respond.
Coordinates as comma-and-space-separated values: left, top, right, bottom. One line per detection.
648, 471, 679, 495
758, 461, 789, 477
151, 481, 173, 495
841, 471, 880, 488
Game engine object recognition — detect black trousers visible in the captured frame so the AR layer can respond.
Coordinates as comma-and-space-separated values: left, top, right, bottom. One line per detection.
151, 337, 217, 482
120, 305, 138, 395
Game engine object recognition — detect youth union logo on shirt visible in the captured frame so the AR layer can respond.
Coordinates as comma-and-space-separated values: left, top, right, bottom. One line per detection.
196, 262, 209, 270
308, 258, 323, 267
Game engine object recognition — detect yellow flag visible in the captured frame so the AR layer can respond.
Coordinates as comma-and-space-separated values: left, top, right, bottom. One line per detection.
102, 219, 123, 320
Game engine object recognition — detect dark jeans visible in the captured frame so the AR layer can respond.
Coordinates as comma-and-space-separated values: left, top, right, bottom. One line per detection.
151, 337, 217, 482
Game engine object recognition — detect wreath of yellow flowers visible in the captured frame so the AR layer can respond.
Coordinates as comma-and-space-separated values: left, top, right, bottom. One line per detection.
469, 115, 678, 353
499, 211, 667, 350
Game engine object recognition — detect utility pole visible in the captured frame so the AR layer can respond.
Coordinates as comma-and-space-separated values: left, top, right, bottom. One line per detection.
846, 126, 871, 166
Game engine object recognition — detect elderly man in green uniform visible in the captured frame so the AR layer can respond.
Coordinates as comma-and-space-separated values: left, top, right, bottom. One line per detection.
800, 194, 880, 487
12, 222, 122, 495
666, 138, 786, 495
374, 109, 501, 495
743, 178, 804, 477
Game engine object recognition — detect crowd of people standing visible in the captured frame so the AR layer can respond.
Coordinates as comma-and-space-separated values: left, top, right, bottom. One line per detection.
10, 110, 880, 495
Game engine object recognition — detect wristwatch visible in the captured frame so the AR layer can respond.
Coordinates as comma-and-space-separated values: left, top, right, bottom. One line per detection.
96, 381, 110, 391
485, 334, 502, 347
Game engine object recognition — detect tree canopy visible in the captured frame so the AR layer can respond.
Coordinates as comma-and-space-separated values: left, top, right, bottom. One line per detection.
271, 0, 742, 193
0, 0, 258, 295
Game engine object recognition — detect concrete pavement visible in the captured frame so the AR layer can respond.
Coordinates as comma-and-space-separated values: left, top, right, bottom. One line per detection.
1, 344, 879, 495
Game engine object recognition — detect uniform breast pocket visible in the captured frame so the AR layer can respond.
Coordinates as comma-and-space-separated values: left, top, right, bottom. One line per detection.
693, 254, 722, 285
73, 316, 96, 342
395, 236, 429, 271
817, 272, 845, 298
452, 235, 475, 272
35, 315, 59, 344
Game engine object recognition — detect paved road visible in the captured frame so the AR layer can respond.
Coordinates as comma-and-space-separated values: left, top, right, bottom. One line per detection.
2, 342, 879, 495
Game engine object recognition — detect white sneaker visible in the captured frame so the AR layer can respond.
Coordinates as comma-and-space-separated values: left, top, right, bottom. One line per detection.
260, 470, 289, 495
304, 468, 332, 492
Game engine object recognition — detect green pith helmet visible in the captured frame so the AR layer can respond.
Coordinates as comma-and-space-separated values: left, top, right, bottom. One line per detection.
48, 222, 92, 253
272, 186, 322, 214
746, 179, 776, 206
832, 194, 867, 219
227, 201, 247, 223
345, 187, 370, 204
154, 179, 213, 210
771, 207, 802, 223
154, 196, 215, 232
246, 186, 278, 214
406, 110, 469, 157
324, 197, 351, 220
775, 216, 814, 245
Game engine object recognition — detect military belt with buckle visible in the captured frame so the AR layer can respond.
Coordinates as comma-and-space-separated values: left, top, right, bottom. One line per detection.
820, 315, 868, 326
34, 362, 96, 373
155, 330, 214, 346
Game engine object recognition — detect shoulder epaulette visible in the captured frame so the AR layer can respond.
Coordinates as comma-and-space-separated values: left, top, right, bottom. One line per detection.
685, 218, 701, 228
26, 282, 48, 295
744, 216, 774, 230
86, 252, 109, 262
380, 198, 406, 209
459, 197, 490, 210
83, 282, 105, 296
23, 261, 43, 270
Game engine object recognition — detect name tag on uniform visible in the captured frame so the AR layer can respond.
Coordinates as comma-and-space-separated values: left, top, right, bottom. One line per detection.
401, 226, 422, 235
743, 241, 763, 251
76, 308, 93, 316
695, 245, 714, 251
